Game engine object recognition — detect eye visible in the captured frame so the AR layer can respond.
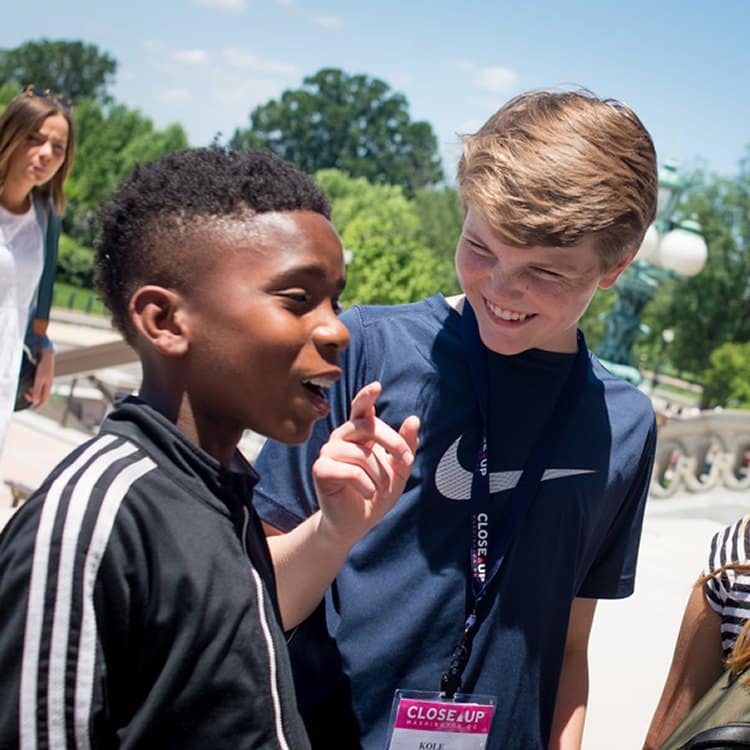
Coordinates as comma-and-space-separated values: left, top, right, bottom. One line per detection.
332, 295, 343, 315
463, 236, 492, 256
278, 291, 310, 305
531, 267, 564, 280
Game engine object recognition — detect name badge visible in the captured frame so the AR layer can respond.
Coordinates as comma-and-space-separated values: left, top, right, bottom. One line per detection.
386, 690, 496, 749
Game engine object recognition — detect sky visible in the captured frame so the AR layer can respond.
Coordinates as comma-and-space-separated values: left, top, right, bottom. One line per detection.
3, 0, 749, 181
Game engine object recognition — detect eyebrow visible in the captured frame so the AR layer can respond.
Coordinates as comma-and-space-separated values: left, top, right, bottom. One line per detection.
272, 263, 346, 289
34, 130, 66, 146
464, 228, 590, 272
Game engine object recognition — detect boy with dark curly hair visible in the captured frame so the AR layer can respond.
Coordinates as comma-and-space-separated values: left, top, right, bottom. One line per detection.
0, 147, 419, 749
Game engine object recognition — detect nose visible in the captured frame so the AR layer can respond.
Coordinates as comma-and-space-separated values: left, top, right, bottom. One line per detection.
314, 306, 350, 354
38, 140, 53, 161
489, 263, 525, 298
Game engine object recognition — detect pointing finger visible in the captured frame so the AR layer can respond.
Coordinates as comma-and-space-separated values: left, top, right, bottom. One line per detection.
349, 381, 382, 423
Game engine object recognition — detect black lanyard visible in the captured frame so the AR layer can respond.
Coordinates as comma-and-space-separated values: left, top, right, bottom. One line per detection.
440, 300, 590, 698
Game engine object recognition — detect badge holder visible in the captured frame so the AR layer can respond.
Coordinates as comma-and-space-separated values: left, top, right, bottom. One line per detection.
386, 690, 496, 750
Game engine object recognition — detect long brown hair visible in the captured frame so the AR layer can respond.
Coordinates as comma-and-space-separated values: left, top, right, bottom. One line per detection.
0, 89, 76, 214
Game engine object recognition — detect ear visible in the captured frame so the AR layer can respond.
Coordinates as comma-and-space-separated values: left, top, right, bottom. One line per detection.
598, 247, 638, 290
129, 285, 190, 356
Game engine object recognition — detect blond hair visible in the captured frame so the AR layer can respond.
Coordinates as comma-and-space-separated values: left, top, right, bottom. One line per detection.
457, 88, 657, 268
0, 90, 76, 214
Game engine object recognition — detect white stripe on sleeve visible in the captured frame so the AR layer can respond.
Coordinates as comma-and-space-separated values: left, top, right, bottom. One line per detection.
74, 456, 156, 750
20, 435, 118, 750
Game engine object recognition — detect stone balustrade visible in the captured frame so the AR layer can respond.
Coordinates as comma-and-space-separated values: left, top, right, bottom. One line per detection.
651, 409, 750, 496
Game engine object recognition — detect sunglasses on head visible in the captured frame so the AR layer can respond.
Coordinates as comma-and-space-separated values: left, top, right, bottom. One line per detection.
21, 84, 73, 111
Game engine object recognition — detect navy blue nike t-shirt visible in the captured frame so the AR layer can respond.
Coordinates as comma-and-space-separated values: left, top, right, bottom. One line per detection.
253, 294, 656, 750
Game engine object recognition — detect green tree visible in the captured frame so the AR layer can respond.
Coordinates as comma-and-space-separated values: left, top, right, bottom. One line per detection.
0, 39, 117, 103
579, 287, 617, 352
412, 186, 464, 269
315, 169, 455, 305
56, 233, 95, 287
702, 341, 750, 409
232, 68, 443, 194
64, 99, 189, 245
645, 153, 750, 377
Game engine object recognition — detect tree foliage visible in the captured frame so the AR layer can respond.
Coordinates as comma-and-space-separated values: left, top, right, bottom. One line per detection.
56, 233, 95, 288
0, 39, 116, 103
231, 68, 443, 194
412, 186, 464, 265
702, 341, 750, 409
643, 153, 750, 377
64, 99, 189, 245
316, 169, 456, 306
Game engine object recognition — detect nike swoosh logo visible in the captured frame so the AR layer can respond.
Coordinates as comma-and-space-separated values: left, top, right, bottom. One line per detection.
435, 436, 596, 501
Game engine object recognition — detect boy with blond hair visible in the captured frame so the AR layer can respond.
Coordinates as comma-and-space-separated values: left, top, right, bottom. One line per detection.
254, 89, 659, 749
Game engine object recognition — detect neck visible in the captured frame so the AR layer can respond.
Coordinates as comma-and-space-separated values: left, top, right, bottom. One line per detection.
0, 182, 33, 214
138, 377, 240, 470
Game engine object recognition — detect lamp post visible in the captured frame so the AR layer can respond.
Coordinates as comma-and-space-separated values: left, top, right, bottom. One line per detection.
597, 162, 708, 385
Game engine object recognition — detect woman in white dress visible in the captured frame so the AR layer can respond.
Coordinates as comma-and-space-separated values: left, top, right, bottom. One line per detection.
0, 86, 75, 456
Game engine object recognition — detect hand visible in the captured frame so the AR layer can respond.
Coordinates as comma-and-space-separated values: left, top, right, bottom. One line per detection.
28, 349, 55, 410
312, 381, 419, 547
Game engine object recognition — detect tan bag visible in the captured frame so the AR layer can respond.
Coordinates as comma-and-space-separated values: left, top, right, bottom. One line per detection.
660, 669, 750, 749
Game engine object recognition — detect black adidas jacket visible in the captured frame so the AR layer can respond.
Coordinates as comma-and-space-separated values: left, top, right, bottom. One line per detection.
0, 397, 310, 749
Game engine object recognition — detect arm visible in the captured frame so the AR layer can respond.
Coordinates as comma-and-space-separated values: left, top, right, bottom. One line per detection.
29, 347, 55, 409
549, 597, 598, 750
643, 582, 722, 750
266, 381, 420, 629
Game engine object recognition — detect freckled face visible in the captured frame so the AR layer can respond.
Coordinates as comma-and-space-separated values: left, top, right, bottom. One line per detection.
6, 113, 69, 192
455, 206, 632, 354
182, 210, 350, 447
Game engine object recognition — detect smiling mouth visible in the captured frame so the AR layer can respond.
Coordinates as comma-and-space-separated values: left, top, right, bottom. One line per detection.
302, 374, 338, 401
485, 299, 535, 322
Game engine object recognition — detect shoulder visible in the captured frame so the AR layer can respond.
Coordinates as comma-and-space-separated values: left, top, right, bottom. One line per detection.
705, 515, 750, 609
340, 294, 461, 363
708, 515, 750, 568
342, 294, 454, 333
30, 191, 55, 227
342, 295, 463, 390
0, 431, 159, 578
588, 350, 656, 423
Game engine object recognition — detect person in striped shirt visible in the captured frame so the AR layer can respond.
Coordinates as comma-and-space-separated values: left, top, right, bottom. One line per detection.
0, 147, 419, 749
644, 514, 750, 748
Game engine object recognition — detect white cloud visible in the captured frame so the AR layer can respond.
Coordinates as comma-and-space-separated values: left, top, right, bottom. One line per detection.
173, 49, 212, 65
194, 0, 247, 11
313, 15, 344, 29
474, 66, 518, 93
457, 60, 519, 94
221, 48, 299, 77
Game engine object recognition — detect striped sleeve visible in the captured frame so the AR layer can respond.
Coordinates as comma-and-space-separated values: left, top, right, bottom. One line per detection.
703, 514, 750, 658
11, 434, 156, 750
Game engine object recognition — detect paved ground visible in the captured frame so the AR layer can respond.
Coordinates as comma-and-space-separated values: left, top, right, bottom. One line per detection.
1, 312, 748, 749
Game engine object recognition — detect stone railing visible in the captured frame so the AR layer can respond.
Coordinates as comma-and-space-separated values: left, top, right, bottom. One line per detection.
651, 409, 750, 496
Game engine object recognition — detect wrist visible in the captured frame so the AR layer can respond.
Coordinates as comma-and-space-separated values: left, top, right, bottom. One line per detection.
314, 510, 361, 554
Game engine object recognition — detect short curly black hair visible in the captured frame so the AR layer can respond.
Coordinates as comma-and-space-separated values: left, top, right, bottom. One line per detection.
94, 147, 331, 342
